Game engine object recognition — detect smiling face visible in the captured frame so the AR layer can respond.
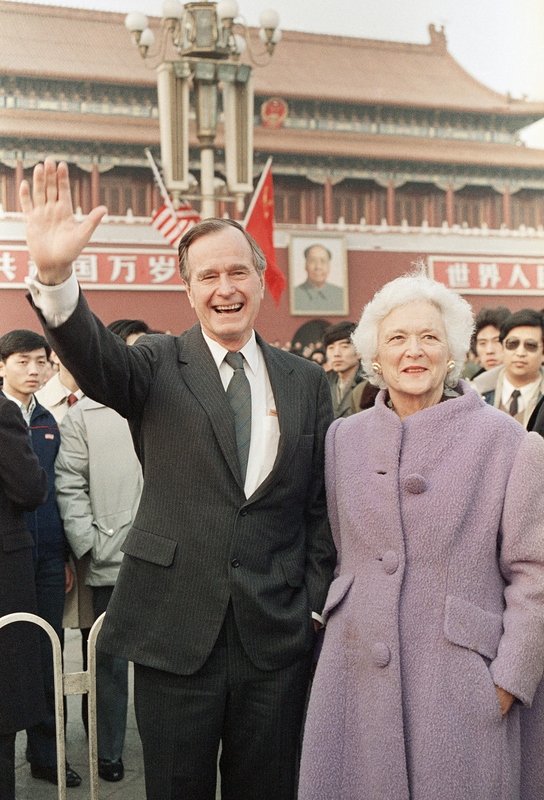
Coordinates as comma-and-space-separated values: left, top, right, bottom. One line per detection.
305, 245, 331, 289
183, 226, 265, 351
475, 324, 503, 371
376, 300, 450, 414
502, 325, 543, 387
0, 348, 49, 406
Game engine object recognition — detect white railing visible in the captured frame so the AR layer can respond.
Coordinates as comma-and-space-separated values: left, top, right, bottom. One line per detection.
0, 611, 105, 800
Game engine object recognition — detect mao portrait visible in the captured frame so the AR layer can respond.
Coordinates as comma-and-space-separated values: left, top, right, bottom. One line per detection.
289, 235, 348, 316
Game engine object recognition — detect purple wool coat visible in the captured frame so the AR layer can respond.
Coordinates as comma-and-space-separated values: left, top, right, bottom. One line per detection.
298, 382, 544, 800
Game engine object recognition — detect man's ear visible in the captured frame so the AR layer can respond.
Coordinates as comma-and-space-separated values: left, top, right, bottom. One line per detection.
182, 280, 195, 309
0, 361, 6, 379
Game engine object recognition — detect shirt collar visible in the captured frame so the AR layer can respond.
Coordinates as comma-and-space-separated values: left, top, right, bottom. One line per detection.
202, 329, 259, 377
502, 373, 541, 403
56, 378, 83, 401
2, 390, 36, 419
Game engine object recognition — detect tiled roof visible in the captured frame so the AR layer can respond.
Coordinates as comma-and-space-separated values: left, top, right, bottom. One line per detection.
255, 127, 544, 169
253, 30, 544, 115
0, 108, 159, 143
2, 0, 544, 117
3, 108, 544, 171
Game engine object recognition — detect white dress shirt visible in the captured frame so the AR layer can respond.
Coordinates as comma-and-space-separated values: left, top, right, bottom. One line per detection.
202, 331, 279, 499
501, 374, 541, 414
2, 390, 36, 426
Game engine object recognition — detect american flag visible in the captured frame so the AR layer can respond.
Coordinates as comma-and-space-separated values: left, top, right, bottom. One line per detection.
151, 200, 201, 249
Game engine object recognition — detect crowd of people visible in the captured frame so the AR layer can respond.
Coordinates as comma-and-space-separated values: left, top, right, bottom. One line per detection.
0, 157, 543, 800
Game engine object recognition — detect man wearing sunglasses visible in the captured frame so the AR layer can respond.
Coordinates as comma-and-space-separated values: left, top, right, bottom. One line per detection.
473, 309, 544, 428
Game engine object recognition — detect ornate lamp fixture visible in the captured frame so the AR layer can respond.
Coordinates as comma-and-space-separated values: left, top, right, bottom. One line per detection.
125, 1, 280, 217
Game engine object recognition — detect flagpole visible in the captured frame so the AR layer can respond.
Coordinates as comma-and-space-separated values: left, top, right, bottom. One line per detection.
145, 148, 185, 240
243, 156, 273, 227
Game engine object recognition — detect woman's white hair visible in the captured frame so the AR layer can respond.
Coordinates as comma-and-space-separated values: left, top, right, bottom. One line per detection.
352, 267, 474, 389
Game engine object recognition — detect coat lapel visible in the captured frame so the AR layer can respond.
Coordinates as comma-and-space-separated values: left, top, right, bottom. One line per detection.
176, 325, 244, 490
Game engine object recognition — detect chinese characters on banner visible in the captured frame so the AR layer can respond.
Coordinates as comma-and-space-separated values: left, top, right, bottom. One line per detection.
0, 246, 186, 290
429, 257, 544, 295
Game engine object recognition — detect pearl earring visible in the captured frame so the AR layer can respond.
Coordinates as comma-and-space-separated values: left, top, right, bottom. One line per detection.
372, 362, 382, 375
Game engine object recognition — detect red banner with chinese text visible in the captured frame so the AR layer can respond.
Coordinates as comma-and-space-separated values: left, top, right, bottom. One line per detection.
429, 256, 544, 295
0, 245, 186, 290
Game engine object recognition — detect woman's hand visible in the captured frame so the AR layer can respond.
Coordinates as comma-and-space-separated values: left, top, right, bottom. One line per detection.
495, 685, 515, 717
19, 158, 107, 286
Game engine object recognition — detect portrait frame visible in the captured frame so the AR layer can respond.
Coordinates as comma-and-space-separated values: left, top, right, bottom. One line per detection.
289, 233, 348, 316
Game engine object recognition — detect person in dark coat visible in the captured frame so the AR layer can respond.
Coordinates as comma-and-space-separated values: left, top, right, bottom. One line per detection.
0, 329, 81, 788
299, 271, 544, 800
470, 305, 511, 378
323, 321, 363, 418
0, 395, 47, 800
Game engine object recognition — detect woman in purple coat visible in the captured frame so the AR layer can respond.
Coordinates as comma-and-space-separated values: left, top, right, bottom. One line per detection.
298, 272, 544, 800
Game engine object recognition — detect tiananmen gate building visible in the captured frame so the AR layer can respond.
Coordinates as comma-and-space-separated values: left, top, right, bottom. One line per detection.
2, 0, 544, 340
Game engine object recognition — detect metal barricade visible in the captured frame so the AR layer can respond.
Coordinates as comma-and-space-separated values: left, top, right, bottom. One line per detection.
0, 610, 105, 800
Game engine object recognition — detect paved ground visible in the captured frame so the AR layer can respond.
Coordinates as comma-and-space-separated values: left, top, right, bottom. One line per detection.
15, 627, 146, 800
15, 627, 226, 799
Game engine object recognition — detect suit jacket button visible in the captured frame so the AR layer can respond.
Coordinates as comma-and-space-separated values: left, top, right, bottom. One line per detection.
231, 559, 240, 568
240, 509, 248, 516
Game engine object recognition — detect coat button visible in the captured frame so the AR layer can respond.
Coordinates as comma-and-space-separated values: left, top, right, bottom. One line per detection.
371, 643, 391, 667
231, 559, 240, 568
240, 509, 248, 516
382, 550, 399, 574
403, 474, 428, 494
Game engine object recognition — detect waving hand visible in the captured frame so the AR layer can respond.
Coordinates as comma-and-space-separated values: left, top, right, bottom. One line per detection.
19, 158, 107, 285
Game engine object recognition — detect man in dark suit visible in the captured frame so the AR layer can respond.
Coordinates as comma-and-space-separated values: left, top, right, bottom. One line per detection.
21, 159, 336, 800
0, 395, 48, 800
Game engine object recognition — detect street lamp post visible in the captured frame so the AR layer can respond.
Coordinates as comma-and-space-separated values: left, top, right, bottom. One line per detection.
125, 1, 280, 218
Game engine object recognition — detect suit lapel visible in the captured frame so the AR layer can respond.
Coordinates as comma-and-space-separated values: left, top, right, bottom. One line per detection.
176, 328, 304, 500
176, 325, 244, 490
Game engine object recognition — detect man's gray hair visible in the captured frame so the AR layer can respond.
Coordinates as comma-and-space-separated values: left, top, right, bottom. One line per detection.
178, 218, 267, 283
352, 267, 474, 389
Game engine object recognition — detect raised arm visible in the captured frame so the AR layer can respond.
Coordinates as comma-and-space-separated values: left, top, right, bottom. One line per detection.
21, 158, 152, 420
19, 158, 107, 285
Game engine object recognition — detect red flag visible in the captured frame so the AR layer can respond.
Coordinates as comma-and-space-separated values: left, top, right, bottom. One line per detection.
151, 200, 200, 249
244, 158, 286, 305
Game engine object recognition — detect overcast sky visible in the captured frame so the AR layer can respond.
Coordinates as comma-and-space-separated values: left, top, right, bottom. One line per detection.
12, 0, 544, 143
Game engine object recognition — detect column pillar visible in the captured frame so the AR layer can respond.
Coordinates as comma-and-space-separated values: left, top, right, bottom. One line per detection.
426, 194, 435, 228
369, 189, 377, 226
15, 156, 24, 212
502, 187, 511, 229
324, 177, 333, 223
446, 183, 454, 227
91, 164, 100, 209
386, 180, 395, 226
